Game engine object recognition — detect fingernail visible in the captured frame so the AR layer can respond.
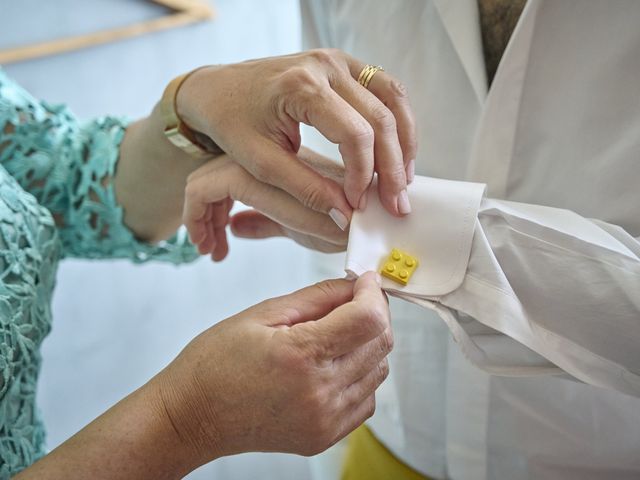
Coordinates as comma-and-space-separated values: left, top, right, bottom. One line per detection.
375, 273, 382, 286
358, 192, 368, 210
398, 189, 411, 215
329, 208, 349, 231
406, 159, 415, 183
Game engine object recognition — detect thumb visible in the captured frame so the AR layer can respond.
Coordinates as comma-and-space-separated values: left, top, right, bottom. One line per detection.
293, 272, 388, 359
254, 278, 356, 328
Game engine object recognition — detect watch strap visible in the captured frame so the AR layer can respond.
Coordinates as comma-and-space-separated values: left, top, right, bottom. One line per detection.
160, 69, 223, 158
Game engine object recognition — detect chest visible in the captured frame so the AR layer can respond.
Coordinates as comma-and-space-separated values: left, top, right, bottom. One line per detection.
477, 0, 527, 84
307, 0, 640, 232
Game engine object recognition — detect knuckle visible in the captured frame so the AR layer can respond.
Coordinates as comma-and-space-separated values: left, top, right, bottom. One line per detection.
389, 79, 410, 99
370, 106, 397, 134
357, 304, 386, 333
279, 66, 320, 96
313, 279, 344, 301
381, 166, 407, 191
305, 388, 329, 413
308, 48, 341, 68
346, 123, 375, 154
366, 396, 377, 419
299, 181, 327, 211
369, 302, 389, 329
378, 359, 390, 382
380, 328, 394, 354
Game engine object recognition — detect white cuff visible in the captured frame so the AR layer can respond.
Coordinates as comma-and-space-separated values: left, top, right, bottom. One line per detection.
345, 176, 485, 297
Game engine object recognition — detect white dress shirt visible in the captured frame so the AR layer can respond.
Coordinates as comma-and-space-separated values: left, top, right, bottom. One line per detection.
301, 0, 640, 478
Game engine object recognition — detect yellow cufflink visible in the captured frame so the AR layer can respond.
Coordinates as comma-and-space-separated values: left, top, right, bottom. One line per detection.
380, 248, 419, 286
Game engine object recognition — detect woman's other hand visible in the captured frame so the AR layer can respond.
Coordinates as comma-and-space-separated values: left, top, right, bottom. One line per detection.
158, 272, 392, 463
15, 273, 391, 479
183, 148, 348, 260
176, 49, 417, 225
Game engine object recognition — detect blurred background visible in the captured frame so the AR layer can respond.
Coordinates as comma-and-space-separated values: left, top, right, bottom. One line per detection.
1, 0, 342, 478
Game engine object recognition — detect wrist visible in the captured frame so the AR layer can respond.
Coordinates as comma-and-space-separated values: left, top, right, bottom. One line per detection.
151, 363, 225, 467
15, 377, 207, 479
172, 65, 225, 156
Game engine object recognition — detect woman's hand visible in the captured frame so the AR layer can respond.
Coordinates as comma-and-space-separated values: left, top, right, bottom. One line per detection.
176, 49, 417, 225
184, 148, 348, 260
17, 273, 392, 479
230, 147, 348, 253
158, 272, 392, 462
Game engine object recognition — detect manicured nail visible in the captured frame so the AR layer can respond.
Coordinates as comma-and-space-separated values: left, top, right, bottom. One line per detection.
375, 273, 382, 286
406, 159, 415, 183
398, 189, 411, 215
329, 208, 349, 231
358, 192, 368, 210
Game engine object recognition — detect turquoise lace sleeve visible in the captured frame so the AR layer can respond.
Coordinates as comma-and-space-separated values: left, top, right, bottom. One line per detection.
0, 69, 198, 264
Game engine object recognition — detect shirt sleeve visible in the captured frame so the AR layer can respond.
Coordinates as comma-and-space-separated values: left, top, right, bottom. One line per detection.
345, 176, 640, 397
0, 69, 198, 264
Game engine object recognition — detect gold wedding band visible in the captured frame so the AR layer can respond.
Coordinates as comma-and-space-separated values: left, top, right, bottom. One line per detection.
357, 65, 384, 89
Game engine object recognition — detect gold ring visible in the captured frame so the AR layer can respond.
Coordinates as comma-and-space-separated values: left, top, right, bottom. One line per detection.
357, 65, 384, 89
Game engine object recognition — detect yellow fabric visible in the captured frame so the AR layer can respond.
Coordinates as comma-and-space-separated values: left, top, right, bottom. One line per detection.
341, 425, 431, 480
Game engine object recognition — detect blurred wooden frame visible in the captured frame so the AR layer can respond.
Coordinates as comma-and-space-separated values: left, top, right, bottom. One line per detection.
0, 0, 214, 64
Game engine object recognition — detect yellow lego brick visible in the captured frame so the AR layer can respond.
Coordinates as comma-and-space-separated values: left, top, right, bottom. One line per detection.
380, 248, 419, 286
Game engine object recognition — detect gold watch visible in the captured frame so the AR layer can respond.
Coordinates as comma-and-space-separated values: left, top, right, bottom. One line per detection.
160, 69, 224, 159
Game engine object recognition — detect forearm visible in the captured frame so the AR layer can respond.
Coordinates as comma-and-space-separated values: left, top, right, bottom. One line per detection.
15, 379, 200, 480
115, 103, 210, 243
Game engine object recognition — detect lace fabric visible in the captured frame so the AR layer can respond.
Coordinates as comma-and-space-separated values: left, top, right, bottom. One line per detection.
0, 68, 198, 477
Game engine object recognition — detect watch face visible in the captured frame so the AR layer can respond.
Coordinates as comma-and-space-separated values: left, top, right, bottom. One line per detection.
165, 128, 210, 158
166, 130, 192, 148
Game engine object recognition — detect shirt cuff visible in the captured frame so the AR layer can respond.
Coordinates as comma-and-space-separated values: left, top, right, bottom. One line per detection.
345, 176, 485, 296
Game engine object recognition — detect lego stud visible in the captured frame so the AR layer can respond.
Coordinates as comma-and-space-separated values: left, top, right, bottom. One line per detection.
380, 248, 419, 286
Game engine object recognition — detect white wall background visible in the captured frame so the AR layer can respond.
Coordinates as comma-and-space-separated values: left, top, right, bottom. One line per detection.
1, 1, 334, 478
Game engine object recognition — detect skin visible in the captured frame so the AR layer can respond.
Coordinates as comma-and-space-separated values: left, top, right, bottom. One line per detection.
477, 0, 527, 85
116, 49, 417, 246
16, 49, 416, 476
177, 50, 417, 225
16, 274, 392, 479
184, 148, 350, 260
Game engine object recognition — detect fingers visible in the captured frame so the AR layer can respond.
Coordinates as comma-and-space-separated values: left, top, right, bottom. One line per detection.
242, 139, 353, 228
184, 159, 346, 255
258, 278, 357, 328
335, 394, 377, 443
233, 172, 345, 244
331, 73, 408, 215
284, 52, 415, 215
297, 146, 345, 185
342, 359, 389, 407
282, 84, 375, 211
297, 272, 389, 359
231, 210, 284, 238
230, 210, 346, 253
334, 326, 393, 387
210, 198, 233, 261
344, 55, 418, 185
